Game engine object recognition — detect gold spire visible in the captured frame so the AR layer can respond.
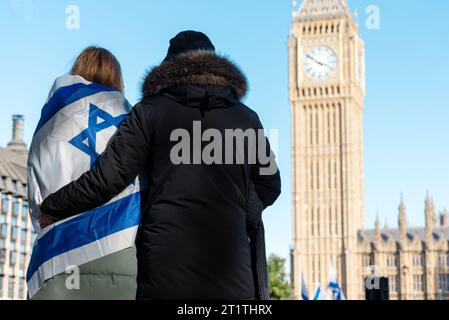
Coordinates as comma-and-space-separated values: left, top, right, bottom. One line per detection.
399, 194, 408, 245
375, 213, 382, 244
294, 0, 351, 20
443, 207, 449, 227
425, 192, 436, 230
399, 194, 407, 228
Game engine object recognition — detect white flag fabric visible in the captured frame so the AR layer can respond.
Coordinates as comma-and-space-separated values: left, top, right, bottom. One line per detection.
26, 75, 141, 298
312, 283, 329, 300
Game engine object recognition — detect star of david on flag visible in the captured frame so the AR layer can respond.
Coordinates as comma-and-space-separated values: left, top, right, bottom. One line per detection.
69, 103, 127, 167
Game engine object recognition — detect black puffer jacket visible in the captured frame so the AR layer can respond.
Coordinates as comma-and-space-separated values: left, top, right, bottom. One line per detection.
41, 50, 281, 300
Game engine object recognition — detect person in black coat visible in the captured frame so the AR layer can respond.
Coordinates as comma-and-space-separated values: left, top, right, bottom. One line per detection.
40, 31, 281, 300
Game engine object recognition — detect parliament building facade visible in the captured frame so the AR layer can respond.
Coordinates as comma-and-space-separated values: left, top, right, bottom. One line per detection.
289, 0, 449, 300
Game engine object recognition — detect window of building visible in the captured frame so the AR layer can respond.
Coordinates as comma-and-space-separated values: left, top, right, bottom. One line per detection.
388, 275, 399, 293
19, 253, 26, 277
11, 226, 18, 241
438, 255, 444, 267
19, 253, 25, 267
0, 249, 6, 265
10, 251, 17, 266
438, 274, 449, 293
18, 277, 24, 298
362, 255, 372, 267
1, 195, 9, 215
0, 275, 3, 296
0, 224, 7, 238
439, 254, 449, 267
387, 254, 398, 268
332, 107, 337, 144
11, 217, 17, 227
12, 198, 19, 217
21, 201, 28, 222
0, 212, 5, 224
413, 274, 424, 292
413, 254, 423, 267
8, 276, 14, 299
21, 229, 27, 243
309, 113, 313, 145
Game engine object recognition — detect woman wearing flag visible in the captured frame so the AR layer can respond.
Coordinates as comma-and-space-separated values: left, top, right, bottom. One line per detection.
27, 47, 139, 300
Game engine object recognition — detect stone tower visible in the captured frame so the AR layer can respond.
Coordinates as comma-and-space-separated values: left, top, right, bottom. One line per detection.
7, 115, 27, 155
289, 0, 366, 299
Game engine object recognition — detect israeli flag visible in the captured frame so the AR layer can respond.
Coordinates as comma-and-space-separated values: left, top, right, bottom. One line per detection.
26, 75, 141, 298
328, 263, 346, 300
312, 283, 329, 300
301, 273, 309, 300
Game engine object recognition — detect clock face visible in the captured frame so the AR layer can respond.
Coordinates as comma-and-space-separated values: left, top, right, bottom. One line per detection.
304, 46, 338, 81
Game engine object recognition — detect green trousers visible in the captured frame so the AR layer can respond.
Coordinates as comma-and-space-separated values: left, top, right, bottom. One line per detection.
31, 247, 137, 300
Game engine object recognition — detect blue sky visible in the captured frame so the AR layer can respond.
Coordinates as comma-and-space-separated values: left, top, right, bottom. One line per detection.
1, 0, 448, 262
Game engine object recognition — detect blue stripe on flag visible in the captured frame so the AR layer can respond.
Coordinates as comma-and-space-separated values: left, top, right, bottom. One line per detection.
34, 82, 118, 136
26, 192, 140, 281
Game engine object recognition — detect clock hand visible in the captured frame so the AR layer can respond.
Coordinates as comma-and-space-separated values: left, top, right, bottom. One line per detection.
306, 54, 324, 66
307, 54, 333, 70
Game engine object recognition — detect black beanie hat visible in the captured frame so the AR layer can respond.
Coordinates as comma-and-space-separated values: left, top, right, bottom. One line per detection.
165, 30, 215, 60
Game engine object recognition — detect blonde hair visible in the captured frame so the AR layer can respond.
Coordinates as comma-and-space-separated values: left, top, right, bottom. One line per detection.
71, 46, 124, 92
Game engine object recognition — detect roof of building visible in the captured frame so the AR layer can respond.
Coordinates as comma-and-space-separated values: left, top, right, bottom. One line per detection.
0, 147, 28, 197
295, 0, 350, 20
359, 227, 449, 244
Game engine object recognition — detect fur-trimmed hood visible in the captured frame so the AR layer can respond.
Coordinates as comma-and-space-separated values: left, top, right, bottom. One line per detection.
141, 50, 248, 100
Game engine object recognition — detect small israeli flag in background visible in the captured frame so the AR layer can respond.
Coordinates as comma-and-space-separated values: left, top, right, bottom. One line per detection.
26, 75, 141, 298
312, 283, 329, 301
328, 263, 346, 300
301, 273, 309, 300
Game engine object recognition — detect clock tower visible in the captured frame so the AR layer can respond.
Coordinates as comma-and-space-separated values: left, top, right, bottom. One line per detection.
289, 0, 366, 299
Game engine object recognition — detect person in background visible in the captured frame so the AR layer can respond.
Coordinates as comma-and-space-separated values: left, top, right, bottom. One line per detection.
39, 31, 281, 300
